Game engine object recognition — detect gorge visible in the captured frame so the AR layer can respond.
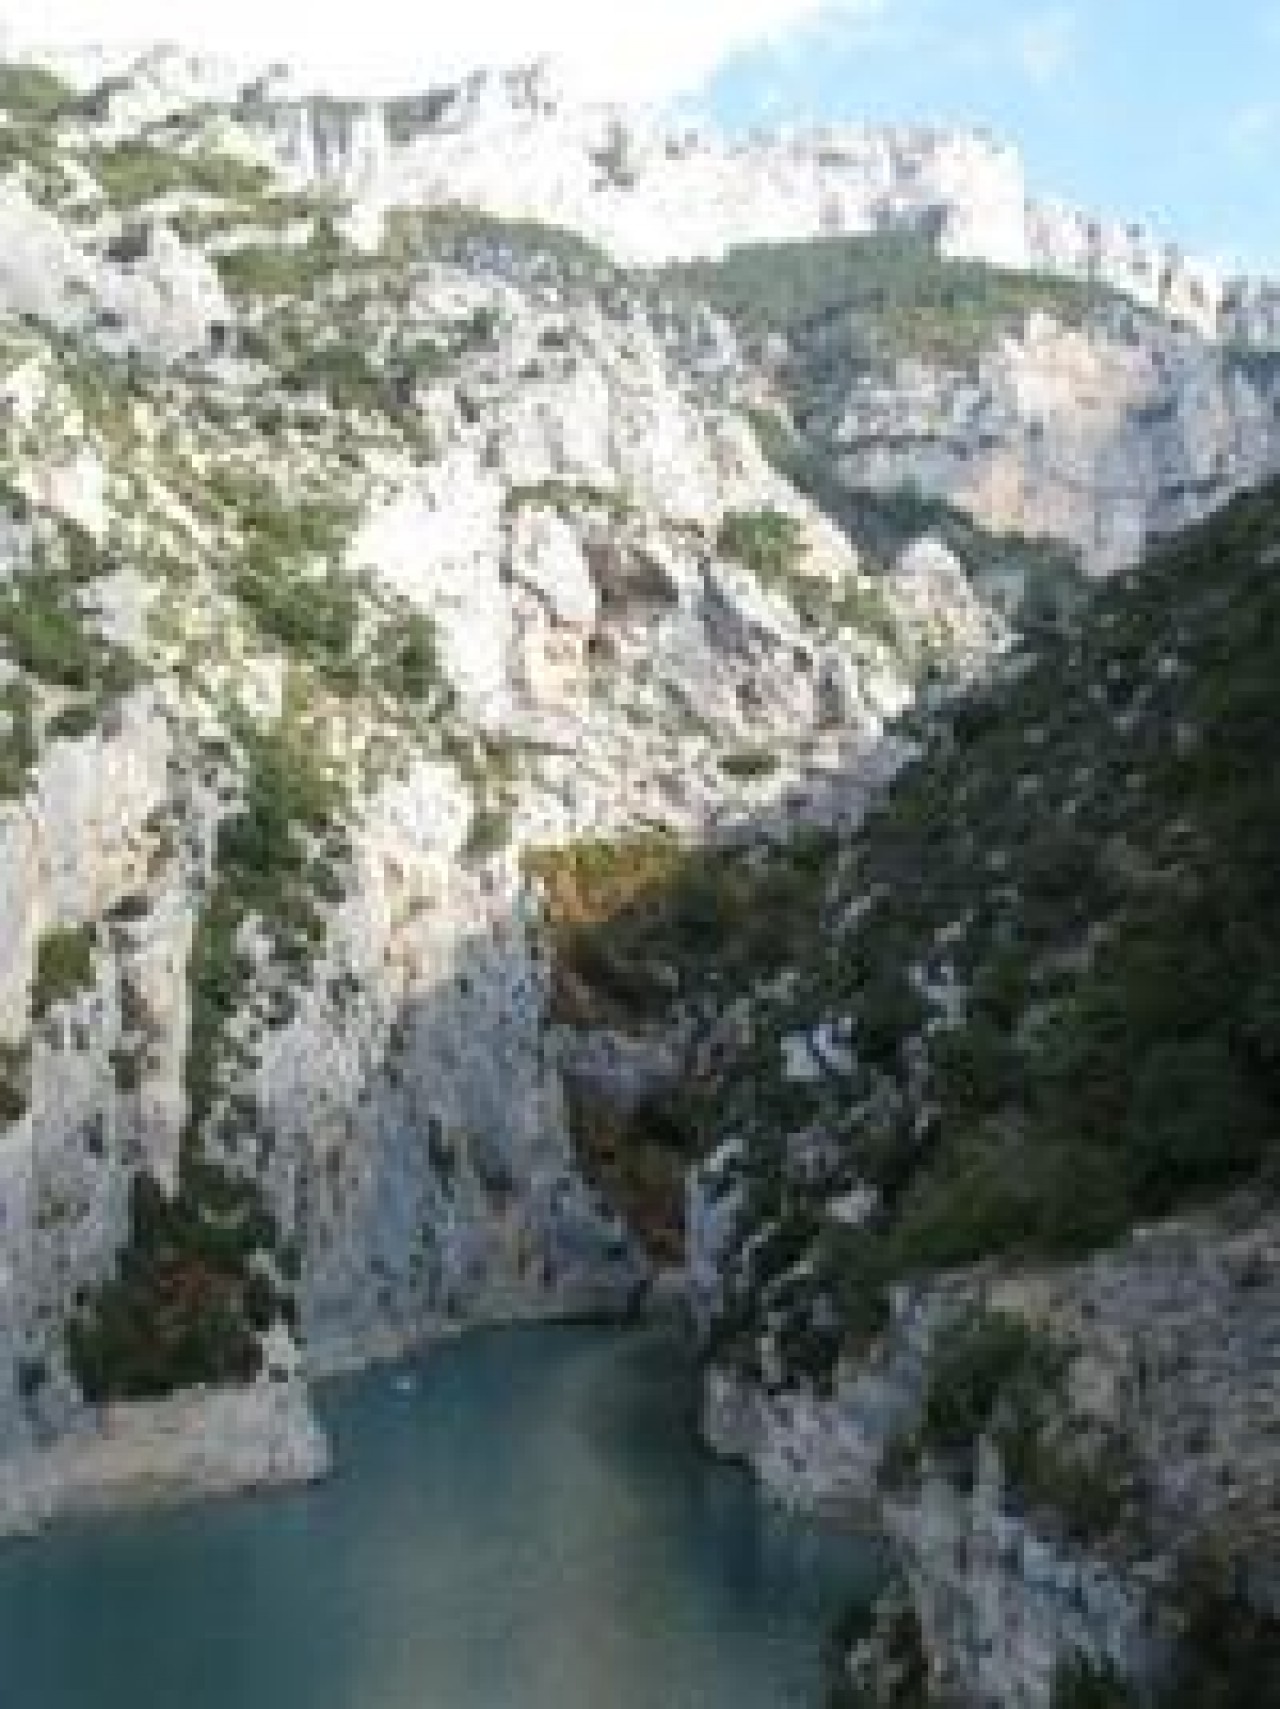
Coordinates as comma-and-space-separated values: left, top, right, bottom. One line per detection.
0, 38, 1276, 1709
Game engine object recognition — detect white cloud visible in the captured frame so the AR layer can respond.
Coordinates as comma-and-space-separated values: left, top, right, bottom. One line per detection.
5, 0, 885, 103
1012, 9, 1078, 85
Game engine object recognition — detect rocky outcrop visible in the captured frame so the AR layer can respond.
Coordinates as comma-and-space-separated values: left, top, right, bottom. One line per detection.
700, 1212, 1280, 1707
889, 1450, 1165, 1709
701, 1364, 895, 1514
0, 185, 228, 361
0, 1374, 329, 1536
254, 60, 1246, 339
810, 311, 1280, 575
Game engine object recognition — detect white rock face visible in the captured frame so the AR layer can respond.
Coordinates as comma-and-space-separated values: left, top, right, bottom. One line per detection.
891, 536, 1004, 655
703, 1209, 1280, 1708
244, 62, 1266, 339
0, 689, 188, 1449
30, 448, 109, 540
0, 160, 952, 1498
822, 315, 1280, 573
39, 43, 260, 130
1222, 279, 1280, 346
350, 457, 509, 722
700, 1359, 908, 1513
0, 187, 228, 361
0, 1378, 329, 1537
509, 505, 597, 629
894, 1449, 1157, 1709
300, 73, 1037, 274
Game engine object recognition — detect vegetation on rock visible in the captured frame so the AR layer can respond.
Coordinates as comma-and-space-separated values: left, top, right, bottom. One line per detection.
549, 477, 1280, 1506
91, 140, 271, 208
185, 701, 346, 1143
67, 1163, 294, 1402
32, 924, 97, 1019
716, 508, 807, 586
661, 230, 1106, 370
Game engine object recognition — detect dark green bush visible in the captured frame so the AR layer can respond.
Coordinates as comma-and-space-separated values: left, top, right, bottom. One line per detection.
0, 63, 74, 119
663, 229, 1103, 368
1161, 1550, 1280, 1709
719, 748, 780, 781
215, 221, 344, 298
0, 1039, 29, 1126
1051, 1656, 1139, 1709
32, 925, 96, 1019
67, 1165, 292, 1402
0, 679, 35, 798
920, 1310, 1066, 1471
371, 611, 443, 703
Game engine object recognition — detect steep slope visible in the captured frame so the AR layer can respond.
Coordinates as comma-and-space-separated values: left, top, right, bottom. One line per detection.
542, 478, 1280, 1704
659, 234, 1280, 575
246, 59, 1224, 332
0, 53, 998, 1524
0, 49, 1275, 1656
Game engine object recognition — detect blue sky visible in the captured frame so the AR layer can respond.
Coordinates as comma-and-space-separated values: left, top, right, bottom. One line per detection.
699, 1, 1280, 272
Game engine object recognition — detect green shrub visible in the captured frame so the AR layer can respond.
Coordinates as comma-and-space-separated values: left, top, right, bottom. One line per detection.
0, 679, 35, 798
186, 714, 344, 1137
168, 188, 333, 245
663, 230, 1104, 368
0, 1038, 29, 1126
1051, 1657, 1139, 1709
719, 748, 780, 781
32, 925, 96, 1019
0, 521, 143, 713
234, 555, 358, 683
921, 1310, 1066, 1471
281, 340, 384, 413
1161, 1550, 1280, 1709
208, 471, 358, 686
66, 1164, 292, 1402
504, 480, 632, 522
717, 508, 807, 586
464, 803, 513, 863
0, 573, 140, 698
92, 141, 270, 208
46, 700, 100, 742
371, 611, 444, 703
382, 205, 611, 280
0, 62, 74, 120
215, 221, 344, 298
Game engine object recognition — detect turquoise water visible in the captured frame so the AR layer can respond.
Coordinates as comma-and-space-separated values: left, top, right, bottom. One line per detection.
0, 1325, 882, 1709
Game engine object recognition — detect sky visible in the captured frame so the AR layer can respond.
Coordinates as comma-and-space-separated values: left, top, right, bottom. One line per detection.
6, 1, 1278, 272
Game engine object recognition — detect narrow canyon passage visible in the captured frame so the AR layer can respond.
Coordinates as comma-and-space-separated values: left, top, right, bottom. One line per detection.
0, 1325, 883, 1709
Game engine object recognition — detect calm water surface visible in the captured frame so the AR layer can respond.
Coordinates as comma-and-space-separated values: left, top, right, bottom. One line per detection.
0, 1324, 882, 1709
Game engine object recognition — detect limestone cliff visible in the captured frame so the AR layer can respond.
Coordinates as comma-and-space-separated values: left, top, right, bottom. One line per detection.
0, 47, 1276, 1632
0, 45, 979, 1519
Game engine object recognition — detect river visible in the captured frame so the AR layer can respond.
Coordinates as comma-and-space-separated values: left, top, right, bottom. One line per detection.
0, 1324, 883, 1708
